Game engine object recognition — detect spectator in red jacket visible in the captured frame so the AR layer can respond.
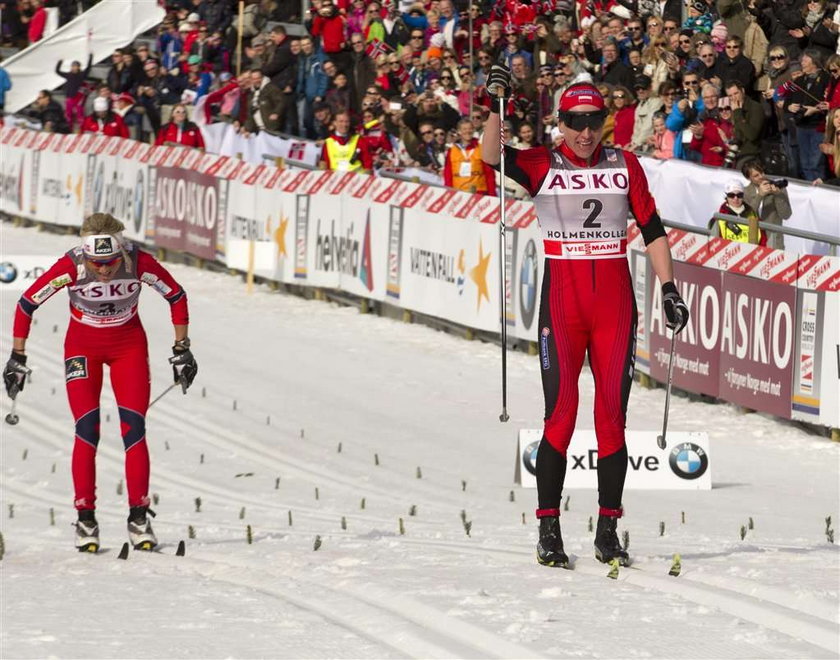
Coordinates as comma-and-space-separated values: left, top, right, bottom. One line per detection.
80, 97, 129, 138
26, 0, 47, 43
154, 103, 206, 148
310, 0, 347, 68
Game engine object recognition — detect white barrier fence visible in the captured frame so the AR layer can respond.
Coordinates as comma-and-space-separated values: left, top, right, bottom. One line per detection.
1, 128, 837, 429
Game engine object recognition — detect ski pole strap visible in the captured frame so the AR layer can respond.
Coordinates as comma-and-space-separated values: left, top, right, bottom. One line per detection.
599, 507, 624, 518
536, 508, 561, 519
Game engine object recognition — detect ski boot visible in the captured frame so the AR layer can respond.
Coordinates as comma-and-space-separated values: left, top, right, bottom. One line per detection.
536, 517, 569, 567
594, 513, 629, 566
127, 506, 158, 551
75, 510, 100, 553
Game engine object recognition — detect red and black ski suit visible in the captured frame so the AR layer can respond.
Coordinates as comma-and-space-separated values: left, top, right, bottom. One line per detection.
13, 244, 188, 511
500, 142, 666, 518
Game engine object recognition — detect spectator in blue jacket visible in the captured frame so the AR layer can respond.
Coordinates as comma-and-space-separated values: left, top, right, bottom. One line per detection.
0, 58, 11, 112
296, 35, 328, 139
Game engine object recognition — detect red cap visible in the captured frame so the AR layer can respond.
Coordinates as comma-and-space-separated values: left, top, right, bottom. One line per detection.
558, 83, 606, 112
117, 92, 135, 105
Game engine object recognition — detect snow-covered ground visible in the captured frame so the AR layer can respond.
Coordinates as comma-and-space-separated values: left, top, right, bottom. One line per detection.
1, 223, 838, 659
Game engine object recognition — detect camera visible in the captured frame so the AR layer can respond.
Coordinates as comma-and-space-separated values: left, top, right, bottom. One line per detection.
723, 138, 741, 168
767, 178, 788, 189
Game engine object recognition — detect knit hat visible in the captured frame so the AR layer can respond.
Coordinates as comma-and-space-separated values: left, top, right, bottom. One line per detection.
93, 97, 109, 112
690, 0, 706, 12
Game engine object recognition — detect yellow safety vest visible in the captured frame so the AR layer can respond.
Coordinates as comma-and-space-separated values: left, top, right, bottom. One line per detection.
450, 143, 488, 193
325, 134, 361, 172
718, 218, 761, 244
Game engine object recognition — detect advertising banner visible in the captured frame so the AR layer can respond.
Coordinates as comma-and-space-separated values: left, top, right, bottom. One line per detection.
223, 178, 259, 270
149, 166, 227, 261
83, 142, 150, 242
515, 429, 712, 490
0, 255, 62, 291
717, 271, 796, 418
399, 207, 501, 331
0, 130, 36, 219
506, 223, 543, 343
647, 259, 722, 397
337, 196, 388, 301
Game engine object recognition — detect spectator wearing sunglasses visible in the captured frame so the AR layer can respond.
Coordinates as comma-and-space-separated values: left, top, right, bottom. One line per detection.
713, 179, 765, 245
482, 69, 688, 570
710, 36, 756, 96
604, 85, 636, 149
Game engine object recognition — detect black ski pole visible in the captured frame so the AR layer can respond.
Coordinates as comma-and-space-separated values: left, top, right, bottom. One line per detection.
657, 330, 677, 449
149, 382, 179, 409
497, 89, 510, 423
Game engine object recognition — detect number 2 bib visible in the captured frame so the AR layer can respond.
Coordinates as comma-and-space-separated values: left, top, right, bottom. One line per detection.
533, 148, 630, 260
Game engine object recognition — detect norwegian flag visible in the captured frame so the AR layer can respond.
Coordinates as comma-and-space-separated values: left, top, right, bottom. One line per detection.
365, 39, 393, 59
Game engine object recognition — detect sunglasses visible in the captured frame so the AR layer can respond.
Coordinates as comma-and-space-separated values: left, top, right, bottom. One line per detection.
663, 25, 676, 31
725, 45, 739, 49
628, 26, 642, 31
769, 55, 786, 61
411, 35, 423, 39
433, 131, 446, 136
441, 76, 452, 80
700, 53, 715, 58
612, 94, 626, 99
86, 255, 122, 267
558, 110, 607, 131
443, 55, 456, 60
726, 192, 744, 199
420, 130, 432, 135
684, 80, 699, 86
679, 38, 691, 44
478, 55, 491, 60
352, 40, 364, 45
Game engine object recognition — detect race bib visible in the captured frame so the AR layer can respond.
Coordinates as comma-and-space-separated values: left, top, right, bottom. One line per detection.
459, 162, 472, 178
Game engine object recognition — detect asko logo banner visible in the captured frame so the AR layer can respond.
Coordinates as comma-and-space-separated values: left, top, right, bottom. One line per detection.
717, 271, 795, 418
152, 166, 227, 261
647, 260, 722, 397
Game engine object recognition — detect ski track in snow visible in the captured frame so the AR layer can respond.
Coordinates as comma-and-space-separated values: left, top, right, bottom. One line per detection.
1, 224, 839, 659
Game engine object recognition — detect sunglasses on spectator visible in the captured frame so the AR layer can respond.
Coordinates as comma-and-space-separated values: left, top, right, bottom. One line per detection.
648, 22, 661, 28
726, 192, 744, 199
663, 24, 676, 31
700, 53, 715, 58
612, 93, 626, 99
684, 79, 699, 86
725, 44, 739, 49
420, 129, 433, 135
411, 34, 423, 39
441, 75, 452, 80
433, 131, 446, 136
558, 110, 607, 131
352, 40, 364, 45
478, 55, 491, 60
769, 54, 786, 61
831, 67, 840, 74
443, 54, 456, 60
628, 26, 642, 31
679, 38, 691, 44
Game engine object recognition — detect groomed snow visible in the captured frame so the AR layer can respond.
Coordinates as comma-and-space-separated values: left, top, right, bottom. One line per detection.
1, 223, 838, 659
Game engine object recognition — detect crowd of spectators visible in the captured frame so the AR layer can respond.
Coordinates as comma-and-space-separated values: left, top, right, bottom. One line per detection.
3, 0, 840, 201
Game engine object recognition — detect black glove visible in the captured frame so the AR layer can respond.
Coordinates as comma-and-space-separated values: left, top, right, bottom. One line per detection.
662, 282, 689, 334
486, 64, 512, 102
169, 342, 197, 394
3, 351, 31, 399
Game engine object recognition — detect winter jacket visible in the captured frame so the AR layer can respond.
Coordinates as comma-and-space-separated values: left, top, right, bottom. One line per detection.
80, 112, 129, 138
297, 50, 329, 101
155, 121, 206, 148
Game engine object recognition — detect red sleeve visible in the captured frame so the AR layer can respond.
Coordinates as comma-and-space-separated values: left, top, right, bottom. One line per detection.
320, 142, 331, 168
483, 160, 496, 196
28, 9, 46, 42
136, 250, 189, 325
116, 116, 129, 139
357, 137, 374, 170
496, 145, 551, 197
194, 128, 205, 149
154, 125, 167, 146
80, 116, 96, 133
13, 255, 77, 339
443, 148, 453, 187
311, 15, 325, 37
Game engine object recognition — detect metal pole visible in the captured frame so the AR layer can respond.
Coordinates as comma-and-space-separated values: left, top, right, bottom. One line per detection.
656, 330, 677, 449
497, 90, 509, 423
468, 3, 474, 118
149, 382, 180, 409
236, 0, 245, 77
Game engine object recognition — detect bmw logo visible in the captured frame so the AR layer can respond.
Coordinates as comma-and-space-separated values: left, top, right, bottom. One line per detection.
669, 442, 708, 480
522, 440, 539, 476
519, 239, 538, 330
0, 262, 18, 284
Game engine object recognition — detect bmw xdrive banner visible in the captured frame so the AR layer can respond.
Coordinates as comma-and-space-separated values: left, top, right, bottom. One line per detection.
516, 429, 711, 490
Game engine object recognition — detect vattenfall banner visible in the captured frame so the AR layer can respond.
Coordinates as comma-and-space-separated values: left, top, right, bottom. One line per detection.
2, 128, 838, 430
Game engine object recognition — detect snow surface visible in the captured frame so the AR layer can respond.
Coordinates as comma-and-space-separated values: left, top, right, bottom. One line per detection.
1, 223, 838, 659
